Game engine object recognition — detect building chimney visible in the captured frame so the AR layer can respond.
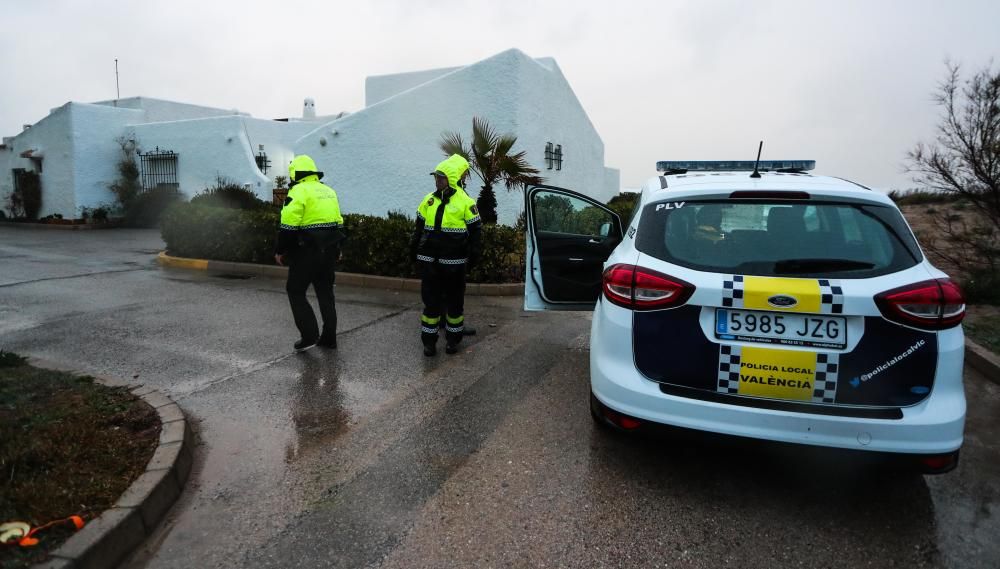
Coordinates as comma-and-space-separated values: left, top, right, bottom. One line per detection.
303, 97, 316, 120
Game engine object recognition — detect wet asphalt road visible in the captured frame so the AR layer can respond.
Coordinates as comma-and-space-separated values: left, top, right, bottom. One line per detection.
1, 226, 999, 569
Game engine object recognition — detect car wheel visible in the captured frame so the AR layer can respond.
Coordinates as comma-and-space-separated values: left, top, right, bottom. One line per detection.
590, 392, 613, 430
590, 392, 643, 432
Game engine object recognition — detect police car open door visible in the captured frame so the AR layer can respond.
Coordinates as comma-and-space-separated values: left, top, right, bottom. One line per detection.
524, 185, 623, 311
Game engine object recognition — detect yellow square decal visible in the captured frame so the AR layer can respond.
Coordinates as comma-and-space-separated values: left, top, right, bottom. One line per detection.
742, 276, 821, 313
738, 347, 816, 401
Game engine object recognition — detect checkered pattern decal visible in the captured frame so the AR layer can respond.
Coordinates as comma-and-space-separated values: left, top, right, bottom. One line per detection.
819, 279, 844, 315
717, 345, 743, 394
812, 353, 840, 403
721, 275, 745, 308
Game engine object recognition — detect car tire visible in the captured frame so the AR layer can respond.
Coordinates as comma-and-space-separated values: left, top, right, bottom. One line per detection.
590, 392, 612, 430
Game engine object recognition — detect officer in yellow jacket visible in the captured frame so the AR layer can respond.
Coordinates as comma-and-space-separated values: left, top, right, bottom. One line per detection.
275, 155, 345, 352
410, 154, 483, 356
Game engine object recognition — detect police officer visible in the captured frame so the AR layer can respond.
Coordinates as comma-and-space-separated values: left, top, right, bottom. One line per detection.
275, 155, 346, 352
410, 154, 482, 356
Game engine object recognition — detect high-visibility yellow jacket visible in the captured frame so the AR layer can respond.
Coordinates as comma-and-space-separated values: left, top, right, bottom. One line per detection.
410, 154, 483, 266
277, 155, 345, 254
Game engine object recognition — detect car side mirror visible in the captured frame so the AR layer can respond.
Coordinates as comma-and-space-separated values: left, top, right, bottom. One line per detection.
599, 222, 612, 239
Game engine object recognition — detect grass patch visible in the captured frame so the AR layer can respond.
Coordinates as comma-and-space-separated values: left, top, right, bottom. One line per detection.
966, 318, 1000, 355
0, 357, 160, 568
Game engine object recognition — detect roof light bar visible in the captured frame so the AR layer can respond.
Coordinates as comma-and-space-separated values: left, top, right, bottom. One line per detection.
656, 160, 816, 173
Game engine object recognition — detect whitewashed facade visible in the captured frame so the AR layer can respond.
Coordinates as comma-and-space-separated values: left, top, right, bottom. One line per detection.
1, 49, 618, 223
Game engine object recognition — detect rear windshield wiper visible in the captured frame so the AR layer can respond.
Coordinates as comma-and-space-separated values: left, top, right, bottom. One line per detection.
773, 258, 876, 274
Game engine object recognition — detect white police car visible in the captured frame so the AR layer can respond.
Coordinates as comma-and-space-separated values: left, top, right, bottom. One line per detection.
523, 161, 966, 473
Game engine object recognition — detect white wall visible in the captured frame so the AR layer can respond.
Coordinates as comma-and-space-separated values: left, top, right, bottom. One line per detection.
241, 118, 317, 185
512, 56, 618, 206
604, 167, 622, 203
69, 103, 148, 211
92, 97, 241, 123
0, 104, 77, 218
132, 116, 269, 198
365, 66, 459, 106
296, 49, 618, 224
131, 116, 312, 199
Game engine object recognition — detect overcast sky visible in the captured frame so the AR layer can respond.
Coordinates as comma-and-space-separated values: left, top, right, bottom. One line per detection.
1, 0, 997, 192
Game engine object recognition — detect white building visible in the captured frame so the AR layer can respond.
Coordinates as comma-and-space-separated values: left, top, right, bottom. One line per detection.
1, 49, 619, 224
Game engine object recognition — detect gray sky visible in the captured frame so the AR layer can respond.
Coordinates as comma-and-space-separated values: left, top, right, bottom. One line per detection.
1, 0, 997, 192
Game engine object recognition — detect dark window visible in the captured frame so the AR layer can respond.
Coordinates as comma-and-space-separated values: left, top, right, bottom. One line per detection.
138, 148, 179, 191
255, 151, 271, 175
554, 144, 563, 170
544, 142, 554, 170
635, 199, 922, 278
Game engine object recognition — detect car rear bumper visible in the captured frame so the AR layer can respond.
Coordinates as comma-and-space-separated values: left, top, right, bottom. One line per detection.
589, 303, 967, 455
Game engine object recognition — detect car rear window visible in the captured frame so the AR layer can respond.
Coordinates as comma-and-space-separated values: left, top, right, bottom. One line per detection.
635, 200, 923, 278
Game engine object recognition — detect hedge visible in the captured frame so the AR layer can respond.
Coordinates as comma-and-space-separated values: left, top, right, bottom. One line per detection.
160, 202, 525, 283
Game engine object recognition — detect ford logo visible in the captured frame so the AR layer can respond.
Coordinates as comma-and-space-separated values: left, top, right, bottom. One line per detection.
767, 295, 798, 308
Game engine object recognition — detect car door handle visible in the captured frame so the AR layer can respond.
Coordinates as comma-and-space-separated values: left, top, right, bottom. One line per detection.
588, 238, 603, 244
568, 258, 584, 262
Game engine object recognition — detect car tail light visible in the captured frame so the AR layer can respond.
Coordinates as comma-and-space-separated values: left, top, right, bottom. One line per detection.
600, 405, 643, 430
875, 279, 965, 330
602, 264, 694, 310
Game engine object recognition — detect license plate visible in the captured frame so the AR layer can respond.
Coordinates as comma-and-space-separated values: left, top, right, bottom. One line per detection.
715, 309, 847, 349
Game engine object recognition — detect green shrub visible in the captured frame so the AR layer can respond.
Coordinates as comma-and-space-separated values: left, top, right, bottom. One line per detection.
962, 269, 1000, 305
607, 192, 640, 223
125, 186, 184, 228
160, 203, 525, 283
888, 189, 958, 205
340, 214, 416, 277
190, 177, 271, 210
0, 350, 27, 368
109, 138, 142, 209
161, 203, 277, 264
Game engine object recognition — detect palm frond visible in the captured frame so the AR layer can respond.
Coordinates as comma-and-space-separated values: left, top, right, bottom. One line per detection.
439, 131, 468, 159
471, 116, 499, 161
494, 134, 517, 161
498, 150, 544, 190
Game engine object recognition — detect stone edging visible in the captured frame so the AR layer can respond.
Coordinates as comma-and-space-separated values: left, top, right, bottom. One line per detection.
28, 359, 193, 569
156, 251, 523, 296
966, 339, 1000, 386
0, 221, 119, 231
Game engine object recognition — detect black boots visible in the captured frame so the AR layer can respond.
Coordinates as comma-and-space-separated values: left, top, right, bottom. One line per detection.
294, 338, 317, 352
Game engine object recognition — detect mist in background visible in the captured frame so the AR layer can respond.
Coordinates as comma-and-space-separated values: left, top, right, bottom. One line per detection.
1, 0, 996, 192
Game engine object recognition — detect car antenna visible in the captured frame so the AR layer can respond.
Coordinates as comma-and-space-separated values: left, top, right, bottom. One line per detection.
750, 141, 763, 179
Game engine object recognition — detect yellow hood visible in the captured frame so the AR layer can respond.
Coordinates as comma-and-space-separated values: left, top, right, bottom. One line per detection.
433, 154, 470, 194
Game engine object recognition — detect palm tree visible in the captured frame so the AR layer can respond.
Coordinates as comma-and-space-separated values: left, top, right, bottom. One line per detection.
439, 116, 544, 225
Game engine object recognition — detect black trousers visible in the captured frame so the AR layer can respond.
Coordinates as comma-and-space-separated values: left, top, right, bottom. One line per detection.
286, 246, 338, 342
419, 262, 466, 347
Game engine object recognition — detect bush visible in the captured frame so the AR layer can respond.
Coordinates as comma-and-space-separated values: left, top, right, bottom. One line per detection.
125, 186, 184, 228
160, 204, 525, 283
888, 189, 957, 205
161, 203, 276, 264
607, 192, 639, 223
109, 138, 141, 209
962, 268, 1000, 305
190, 177, 271, 210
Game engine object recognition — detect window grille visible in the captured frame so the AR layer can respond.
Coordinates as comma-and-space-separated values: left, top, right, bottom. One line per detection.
554, 144, 563, 171
138, 147, 179, 191
544, 142, 554, 170
255, 151, 271, 175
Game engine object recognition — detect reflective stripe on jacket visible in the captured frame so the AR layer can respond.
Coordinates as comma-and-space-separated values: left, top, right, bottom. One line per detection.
411, 155, 483, 264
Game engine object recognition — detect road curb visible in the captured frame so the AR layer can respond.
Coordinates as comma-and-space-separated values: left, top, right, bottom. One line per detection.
26, 359, 194, 569
0, 221, 119, 231
156, 251, 523, 296
966, 339, 1000, 386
